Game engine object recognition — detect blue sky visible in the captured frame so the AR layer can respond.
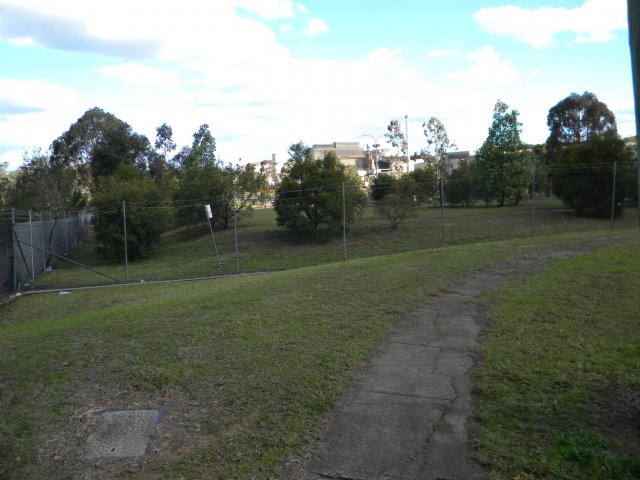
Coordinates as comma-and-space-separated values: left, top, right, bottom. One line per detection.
0, 0, 634, 170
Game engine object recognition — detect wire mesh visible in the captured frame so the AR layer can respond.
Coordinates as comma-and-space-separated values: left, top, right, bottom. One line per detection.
1, 160, 638, 294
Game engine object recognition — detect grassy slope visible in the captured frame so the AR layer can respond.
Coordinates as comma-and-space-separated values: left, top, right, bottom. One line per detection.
0, 229, 637, 478
29, 199, 639, 290
475, 242, 640, 479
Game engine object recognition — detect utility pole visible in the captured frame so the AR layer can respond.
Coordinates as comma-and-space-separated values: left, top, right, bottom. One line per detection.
404, 115, 410, 173
364, 134, 381, 176
629, 0, 640, 229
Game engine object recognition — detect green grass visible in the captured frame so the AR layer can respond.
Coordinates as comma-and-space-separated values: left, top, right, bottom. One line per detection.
0, 229, 636, 479
28, 198, 639, 290
475, 242, 640, 480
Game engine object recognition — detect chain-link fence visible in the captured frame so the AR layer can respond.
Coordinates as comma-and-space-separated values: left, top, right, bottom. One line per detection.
2, 159, 638, 295
0, 212, 12, 300
0, 210, 92, 296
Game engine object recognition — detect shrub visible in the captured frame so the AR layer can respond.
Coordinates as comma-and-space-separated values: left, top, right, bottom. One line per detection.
91, 165, 173, 259
551, 135, 635, 218
274, 145, 365, 237
376, 176, 418, 230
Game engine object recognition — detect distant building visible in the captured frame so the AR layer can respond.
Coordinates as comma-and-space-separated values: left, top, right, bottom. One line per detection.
624, 136, 638, 159
413, 151, 472, 172
312, 142, 372, 176
247, 154, 279, 186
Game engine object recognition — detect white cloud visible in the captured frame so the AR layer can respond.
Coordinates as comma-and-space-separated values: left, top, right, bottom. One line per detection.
447, 46, 520, 87
96, 64, 182, 88
474, 0, 627, 48
428, 48, 460, 58
0, 0, 632, 171
0, 80, 85, 169
305, 17, 328, 37
8, 37, 34, 46
296, 2, 308, 14
235, 0, 294, 19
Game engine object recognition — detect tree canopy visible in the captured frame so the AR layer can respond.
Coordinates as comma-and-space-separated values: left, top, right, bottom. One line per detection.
274, 142, 365, 237
551, 135, 634, 218
546, 92, 617, 163
385, 119, 406, 156
423, 117, 453, 166
473, 100, 530, 206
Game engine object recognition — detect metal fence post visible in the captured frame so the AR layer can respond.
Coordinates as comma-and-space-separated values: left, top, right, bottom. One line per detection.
63, 211, 69, 254
11, 207, 16, 290
233, 193, 239, 273
610, 161, 617, 229
123, 201, 129, 283
28, 210, 35, 280
342, 182, 347, 261
440, 164, 445, 244
531, 164, 536, 236
40, 212, 46, 270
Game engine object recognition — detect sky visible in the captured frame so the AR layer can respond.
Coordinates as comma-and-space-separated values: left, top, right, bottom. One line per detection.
0, 0, 635, 170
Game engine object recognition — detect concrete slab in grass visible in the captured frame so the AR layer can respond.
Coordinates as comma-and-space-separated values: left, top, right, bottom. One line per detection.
86, 409, 162, 459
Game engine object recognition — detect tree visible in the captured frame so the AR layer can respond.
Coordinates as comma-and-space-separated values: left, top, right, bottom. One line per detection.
376, 176, 418, 230
91, 164, 173, 259
89, 123, 153, 181
174, 125, 268, 228
174, 161, 223, 225
546, 92, 617, 166
423, 117, 454, 208
151, 123, 176, 178
155, 123, 176, 159
551, 135, 635, 218
11, 149, 86, 212
274, 143, 365, 237
184, 124, 216, 169
208, 163, 269, 229
473, 100, 530, 206
50, 107, 131, 191
409, 167, 439, 204
0, 162, 14, 210
385, 119, 406, 156
370, 173, 397, 201
445, 160, 475, 207
423, 117, 453, 166
545, 92, 617, 197
173, 124, 220, 225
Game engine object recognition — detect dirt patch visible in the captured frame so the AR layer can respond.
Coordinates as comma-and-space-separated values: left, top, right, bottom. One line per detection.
29, 385, 222, 480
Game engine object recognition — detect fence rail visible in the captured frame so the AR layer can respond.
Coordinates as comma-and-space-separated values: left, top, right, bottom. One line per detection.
0, 210, 91, 297
1, 195, 638, 296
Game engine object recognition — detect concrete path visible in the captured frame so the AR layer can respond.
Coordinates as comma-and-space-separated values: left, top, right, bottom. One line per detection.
295, 251, 577, 480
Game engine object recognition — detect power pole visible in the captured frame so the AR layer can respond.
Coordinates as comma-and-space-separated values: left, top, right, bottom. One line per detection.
629, 0, 640, 229
404, 115, 410, 173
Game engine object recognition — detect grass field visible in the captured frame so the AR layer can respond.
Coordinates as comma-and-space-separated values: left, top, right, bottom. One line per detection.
28, 198, 639, 291
475, 243, 640, 479
0, 229, 637, 479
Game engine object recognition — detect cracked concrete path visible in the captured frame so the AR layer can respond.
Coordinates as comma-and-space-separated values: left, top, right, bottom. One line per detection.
295, 250, 583, 480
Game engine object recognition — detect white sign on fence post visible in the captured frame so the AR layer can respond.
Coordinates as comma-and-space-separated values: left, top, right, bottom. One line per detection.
204, 204, 222, 269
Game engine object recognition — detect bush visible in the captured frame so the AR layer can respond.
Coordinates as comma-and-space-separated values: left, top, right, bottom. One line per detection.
551, 135, 635, 218
369, 173, 397, 201
91, 165, 173, 259
445, 160, 474, 206
410, 167, 439, 204
376, 175, 418, 230
274, 145, 365, 237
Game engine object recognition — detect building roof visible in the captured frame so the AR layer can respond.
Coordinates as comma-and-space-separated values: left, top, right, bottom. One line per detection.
313, 142, 364, 159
